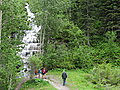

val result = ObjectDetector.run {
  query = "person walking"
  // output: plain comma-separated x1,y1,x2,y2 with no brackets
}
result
62,69,67,86
34,69,38,78
38,69,42,79
41,68,47,79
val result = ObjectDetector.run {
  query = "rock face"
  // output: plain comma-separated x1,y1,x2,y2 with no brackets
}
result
17,3,41,77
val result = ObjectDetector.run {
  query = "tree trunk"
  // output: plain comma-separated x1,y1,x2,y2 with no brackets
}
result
42,28,45,55
0,0,2,44
8,74,12,90
39,28,42,54
86,29,90,46
86,0,90,46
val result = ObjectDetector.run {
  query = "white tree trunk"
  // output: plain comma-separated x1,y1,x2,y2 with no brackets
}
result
42,28,45,55
39,29,42,54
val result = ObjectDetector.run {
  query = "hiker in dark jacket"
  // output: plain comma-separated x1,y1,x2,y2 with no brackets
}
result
62,69,67,86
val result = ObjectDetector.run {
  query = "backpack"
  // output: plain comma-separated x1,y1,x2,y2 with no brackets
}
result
35,70,38,74
38,69,40,73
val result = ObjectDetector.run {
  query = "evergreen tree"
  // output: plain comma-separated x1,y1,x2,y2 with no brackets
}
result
27,0,120,70
97,0,120,41
0,0,2,44
71,0,98,46
0,0,28,89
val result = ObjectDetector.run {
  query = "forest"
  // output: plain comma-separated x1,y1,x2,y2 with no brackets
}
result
0,0,120,90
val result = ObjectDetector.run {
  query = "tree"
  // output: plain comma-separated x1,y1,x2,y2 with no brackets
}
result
0,0,2,44
0,0,29,89
97,0,120,41
27,0,120,70
71,0,98,46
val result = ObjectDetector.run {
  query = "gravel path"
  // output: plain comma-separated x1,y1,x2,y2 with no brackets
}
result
45,75,69,90
15,77,30,90
15,75,69,90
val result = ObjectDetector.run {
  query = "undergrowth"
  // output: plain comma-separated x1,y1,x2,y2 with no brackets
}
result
86,63,120,89
20,78,56,90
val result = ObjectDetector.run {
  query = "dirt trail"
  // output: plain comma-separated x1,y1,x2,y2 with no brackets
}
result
45,75,69,90
15,75,69,90
15,77,30,90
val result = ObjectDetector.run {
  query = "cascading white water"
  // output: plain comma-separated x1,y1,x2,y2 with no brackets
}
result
17,3,41,77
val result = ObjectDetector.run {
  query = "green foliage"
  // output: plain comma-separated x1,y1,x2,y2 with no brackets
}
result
71,0,98,46
58,19,85,47
1,0,120,89
25,78,48,86
27,0,120,71
48,69,101,90
87,63,120,87
20,79,56,90
0,0,29,89
28,55,43,70
42,43,75,69
72,46,95,69
97,0,120,32
94,31,120,65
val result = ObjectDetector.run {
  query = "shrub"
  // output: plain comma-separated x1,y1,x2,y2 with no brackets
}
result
87,63,120,87
22,78,48,87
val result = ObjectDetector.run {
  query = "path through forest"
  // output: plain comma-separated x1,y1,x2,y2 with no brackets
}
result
15,75,69,90
45,75,69,90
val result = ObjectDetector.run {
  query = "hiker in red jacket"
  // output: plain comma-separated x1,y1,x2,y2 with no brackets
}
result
41,68,47,79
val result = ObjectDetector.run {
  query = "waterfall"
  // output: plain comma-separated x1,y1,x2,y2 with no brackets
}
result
17,3,41,77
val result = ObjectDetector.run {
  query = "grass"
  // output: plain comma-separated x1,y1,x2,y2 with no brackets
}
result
20,78,57,90
20,68,120,90
47,69,104,90
48,68,120,90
